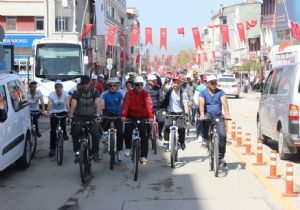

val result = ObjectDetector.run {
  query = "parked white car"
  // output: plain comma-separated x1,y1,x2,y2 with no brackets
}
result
217,77,240,98
0,73,31,171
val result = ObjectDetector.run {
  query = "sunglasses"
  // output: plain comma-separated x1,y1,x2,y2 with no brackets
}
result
55,85,63,88
209,81,217,85
109,84,116,87
135,83,143,87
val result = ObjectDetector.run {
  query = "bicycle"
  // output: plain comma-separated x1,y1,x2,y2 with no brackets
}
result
150,115,159,155
101,116,120,170
125,118,149,181
205,116,231,177
72,120,94,184
30,111,41,158
163,113,185,168
51,114,67,166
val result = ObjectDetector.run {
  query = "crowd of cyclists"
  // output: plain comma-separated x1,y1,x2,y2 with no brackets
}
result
26,69,230,167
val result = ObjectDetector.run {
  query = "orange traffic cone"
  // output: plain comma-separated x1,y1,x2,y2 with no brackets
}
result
231,122,236,141
242,133,254,155
266,150,280,179
282,163,297,197
253,140,266,165
235,126,243,147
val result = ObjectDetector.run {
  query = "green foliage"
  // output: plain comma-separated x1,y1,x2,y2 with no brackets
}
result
242,59,260,72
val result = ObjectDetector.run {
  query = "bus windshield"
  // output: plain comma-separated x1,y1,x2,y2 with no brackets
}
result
35,43,82,81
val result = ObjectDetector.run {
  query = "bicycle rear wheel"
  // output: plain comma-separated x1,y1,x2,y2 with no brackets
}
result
132,140,139,181
213,134,220,177
109,132,115,170
208,139,214,171
79,141,88,183
170,131,176,168
56,134,64,165
151,123,158,154
87,136,92,175
31,129,37,158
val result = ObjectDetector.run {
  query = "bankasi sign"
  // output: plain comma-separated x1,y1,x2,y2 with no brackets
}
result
3,34,45,48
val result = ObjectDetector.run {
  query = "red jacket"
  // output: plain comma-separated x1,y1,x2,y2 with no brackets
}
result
95,83,104,94
122,89,154,120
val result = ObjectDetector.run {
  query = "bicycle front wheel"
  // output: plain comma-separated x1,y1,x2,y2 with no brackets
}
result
109,132,115,170
79,141,88,183
132,140,139,181
208,138,214,171
31,129,37,158
213,134,220,177
152,123,158,154
170,131,176,168
56,134,64,165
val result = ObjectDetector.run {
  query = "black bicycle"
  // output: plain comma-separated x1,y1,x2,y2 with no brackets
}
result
30,111,41,158
73,121,94,184
101,116,119,170
205,117,231,177
125,118,149,181
51,114,67,165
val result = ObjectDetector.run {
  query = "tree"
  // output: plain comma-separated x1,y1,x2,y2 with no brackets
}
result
242,59,260,73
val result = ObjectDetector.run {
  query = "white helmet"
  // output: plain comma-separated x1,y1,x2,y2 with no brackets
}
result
147,74,157,81
185,73,192,79
207,75,217,82
134,76,144,84
107,77,119,84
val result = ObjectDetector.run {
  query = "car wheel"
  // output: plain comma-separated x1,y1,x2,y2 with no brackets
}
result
16,134,31,168
278,128,290,160
235,95,239,99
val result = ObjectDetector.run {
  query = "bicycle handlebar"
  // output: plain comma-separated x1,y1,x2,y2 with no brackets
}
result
50,114,68,119
125,118,150,125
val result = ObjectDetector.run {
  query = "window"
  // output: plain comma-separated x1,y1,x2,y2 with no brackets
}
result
0,85,8,113
55,17,69,31
269,69,283,94
278,67,295,95
54,0,74,32
6,16,16,31
263,71,273,95
35,17,44,31
111,7,115,19
7,80,27,112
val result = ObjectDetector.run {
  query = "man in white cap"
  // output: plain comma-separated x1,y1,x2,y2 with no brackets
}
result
91,74,104,94
199,74,230,167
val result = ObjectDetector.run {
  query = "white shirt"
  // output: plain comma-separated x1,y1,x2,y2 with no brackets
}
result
168,90,183,113
27,90,42,111
49,91,68,113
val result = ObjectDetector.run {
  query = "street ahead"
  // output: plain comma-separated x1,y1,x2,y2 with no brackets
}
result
1,93,300,210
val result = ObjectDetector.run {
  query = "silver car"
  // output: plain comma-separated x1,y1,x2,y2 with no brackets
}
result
217,77,240,98
257,64,300,160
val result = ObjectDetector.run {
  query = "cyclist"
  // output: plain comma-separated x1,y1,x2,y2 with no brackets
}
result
183,74,195,125
91,74,104,95
101,77,124,162
162,75,173,95
144,74,165,140
199,75,230,166
69,75,102,162
160,75,189,150
27,80,46,137
46,80,69,157
121,76,154,165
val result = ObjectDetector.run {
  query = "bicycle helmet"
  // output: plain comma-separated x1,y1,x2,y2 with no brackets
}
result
133,76,144,84
147,74,157,81
172,75,182,81
107,77,119,84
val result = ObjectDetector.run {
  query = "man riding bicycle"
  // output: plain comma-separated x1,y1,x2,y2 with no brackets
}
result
101,77,124,162
121,76,154,165
199,75,230,166
69,75,102,162
160,75,189,150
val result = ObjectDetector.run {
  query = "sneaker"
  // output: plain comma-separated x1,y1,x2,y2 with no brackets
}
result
180,143,186,151
197,136,203,143
36,132,42,138
124,149,131,157
93,153,100,162
63,134,69,140
164,142,170,152
201,140,208,148
117,151,123,162
48,149,55,158
101,132,108,144
74,152,79,164
140,157,148,165
219,158,227,167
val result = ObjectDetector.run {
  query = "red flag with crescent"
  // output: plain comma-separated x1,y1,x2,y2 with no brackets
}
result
161,55,165,63
236,23,246,43
154,55,159,64
145,27,153,46
177,27,185,36
160,28,167,50
198,54,201,65
83,24,93,36
246,20,257,30
168,55,173,64
220,25,230,46
204,52,208,62
192,27,203,50
177,54,181,64
130,26,140,46
106,26,116,46
192,53,197,63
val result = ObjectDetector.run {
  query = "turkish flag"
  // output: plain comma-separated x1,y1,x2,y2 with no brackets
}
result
197,54,201,65
204,52,208,62
290,20,300,41
147,55,151,63
154,55,159,64
192,27,203,50
136,54,140,65
212,51,216,62
185,52,190,60
83,24,93,36
177,27,185,36
220,25,230,47
236,23,246,43
145,27,153,46
168,55,173,64
246,20,257,29
161,55,165,63
177,54,181,64
106,26,116,46
160,28,167,50
192,53,197,63
130,26,140,46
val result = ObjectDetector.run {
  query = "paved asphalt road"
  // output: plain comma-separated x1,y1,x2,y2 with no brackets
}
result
0,92,299,210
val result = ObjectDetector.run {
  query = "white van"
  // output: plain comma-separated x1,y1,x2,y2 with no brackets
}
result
257,45,300,159
0,73,31,170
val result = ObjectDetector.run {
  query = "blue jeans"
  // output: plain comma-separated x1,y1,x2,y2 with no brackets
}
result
203,113,227,159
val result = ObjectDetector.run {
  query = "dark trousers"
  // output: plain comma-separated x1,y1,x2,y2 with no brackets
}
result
50,112,67,149
71,118,100,155
102,117,123,151
31,111,40,134
124,121,148,158
163,114,185,144
203,114,227,159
